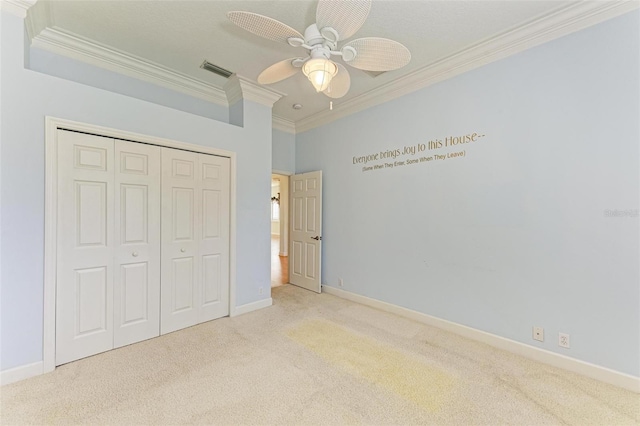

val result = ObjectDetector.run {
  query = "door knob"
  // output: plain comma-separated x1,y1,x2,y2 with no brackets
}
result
181,248,186,252
132,252,138,257
311,236,322,241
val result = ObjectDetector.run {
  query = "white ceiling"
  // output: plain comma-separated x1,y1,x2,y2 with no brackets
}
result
38,0,580,124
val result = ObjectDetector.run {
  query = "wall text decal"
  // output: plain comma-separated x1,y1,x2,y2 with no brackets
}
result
353,132,486,173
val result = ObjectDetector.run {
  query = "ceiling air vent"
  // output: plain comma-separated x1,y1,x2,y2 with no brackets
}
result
200,60,233,78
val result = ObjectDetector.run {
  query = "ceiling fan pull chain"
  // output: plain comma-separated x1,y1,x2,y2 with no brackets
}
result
330,101,333,111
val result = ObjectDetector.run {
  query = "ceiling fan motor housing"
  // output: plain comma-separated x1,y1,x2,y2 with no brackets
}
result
304,24,324,47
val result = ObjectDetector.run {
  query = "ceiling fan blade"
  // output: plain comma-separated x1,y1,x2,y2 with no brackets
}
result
343,37,411,71
227,11,303,44
316,0,371,41
323,63,350,99
258,58,300,84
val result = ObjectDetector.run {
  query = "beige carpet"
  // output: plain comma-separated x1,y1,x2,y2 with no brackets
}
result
1,285,638,425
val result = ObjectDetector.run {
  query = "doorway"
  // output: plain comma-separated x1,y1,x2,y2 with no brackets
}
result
271,173,289,287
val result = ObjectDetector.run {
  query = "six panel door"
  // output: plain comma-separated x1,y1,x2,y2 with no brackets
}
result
160,148,200,334
113,140,161,348
56,131,232,365
289,171,323,293
199,153,230,322
56,131,115,365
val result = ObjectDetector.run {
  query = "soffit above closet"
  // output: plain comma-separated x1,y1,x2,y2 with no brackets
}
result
33,1,581,126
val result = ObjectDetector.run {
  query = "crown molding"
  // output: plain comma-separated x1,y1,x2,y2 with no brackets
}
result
240,79,284,107
272,116,296,134
28,24,288,126
17,0,638,133
0,0,36,18
295,0,640,134
224,75,283,107
223,76,243,106
24,0,52,41
31,27,228,106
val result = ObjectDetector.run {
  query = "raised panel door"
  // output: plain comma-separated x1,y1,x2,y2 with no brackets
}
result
289,171,322,293
113,140,161,348
56,130,115,365
161,147,200,334
198,154,230,322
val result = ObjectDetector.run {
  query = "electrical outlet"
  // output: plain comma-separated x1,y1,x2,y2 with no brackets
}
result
533,326,544,342
338,278,344,287
259,287,263,295
559,333,570,348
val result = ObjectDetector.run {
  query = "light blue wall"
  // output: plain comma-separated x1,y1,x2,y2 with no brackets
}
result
272,129,295,173
1,11,272,371
296,11,640,376
29,47,229,123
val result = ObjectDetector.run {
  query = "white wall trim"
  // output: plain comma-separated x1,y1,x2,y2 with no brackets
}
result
43,116,239,375
236,77,284,107
295,1,640,133
272,116,296,134
27,25,289,129
322,286,640,393
0,361,43,386
23,0,52,40
231,297,273,317
19,2,638,133
224,75,283,108
0,0,37,18
31,27,228,106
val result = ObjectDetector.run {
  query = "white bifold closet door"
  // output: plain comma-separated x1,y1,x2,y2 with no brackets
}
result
56,131,116,365
113,140,161,349
56,131,161,365
56,131,230,366
160,147,230,334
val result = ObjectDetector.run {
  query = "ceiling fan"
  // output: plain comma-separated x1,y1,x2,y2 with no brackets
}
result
227,0,411,99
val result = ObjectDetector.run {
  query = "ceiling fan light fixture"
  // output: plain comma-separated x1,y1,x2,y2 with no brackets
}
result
302,58,338,92
228,1,411,100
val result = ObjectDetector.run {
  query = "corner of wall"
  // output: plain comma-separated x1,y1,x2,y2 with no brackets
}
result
224,75,283,128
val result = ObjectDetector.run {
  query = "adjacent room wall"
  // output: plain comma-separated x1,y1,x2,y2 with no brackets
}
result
271,179,280,235
1,10,273,372
296,10,639,376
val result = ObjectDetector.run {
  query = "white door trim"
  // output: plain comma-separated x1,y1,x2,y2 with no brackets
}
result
44,116,238,373
271,169,292,176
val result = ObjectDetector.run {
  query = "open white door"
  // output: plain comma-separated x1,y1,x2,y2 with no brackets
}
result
289,171,322,293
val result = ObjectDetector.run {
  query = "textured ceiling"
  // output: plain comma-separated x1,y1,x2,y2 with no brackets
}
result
46,0,576,123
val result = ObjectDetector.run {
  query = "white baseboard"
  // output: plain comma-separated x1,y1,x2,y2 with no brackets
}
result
2,298,273,386
0,361,43,386
232,297,273,317
322,285,640,393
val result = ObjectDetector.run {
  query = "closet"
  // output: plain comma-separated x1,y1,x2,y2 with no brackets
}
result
55,130,230,365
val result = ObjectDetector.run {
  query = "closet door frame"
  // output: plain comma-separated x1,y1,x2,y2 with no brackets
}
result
43,116,237,374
